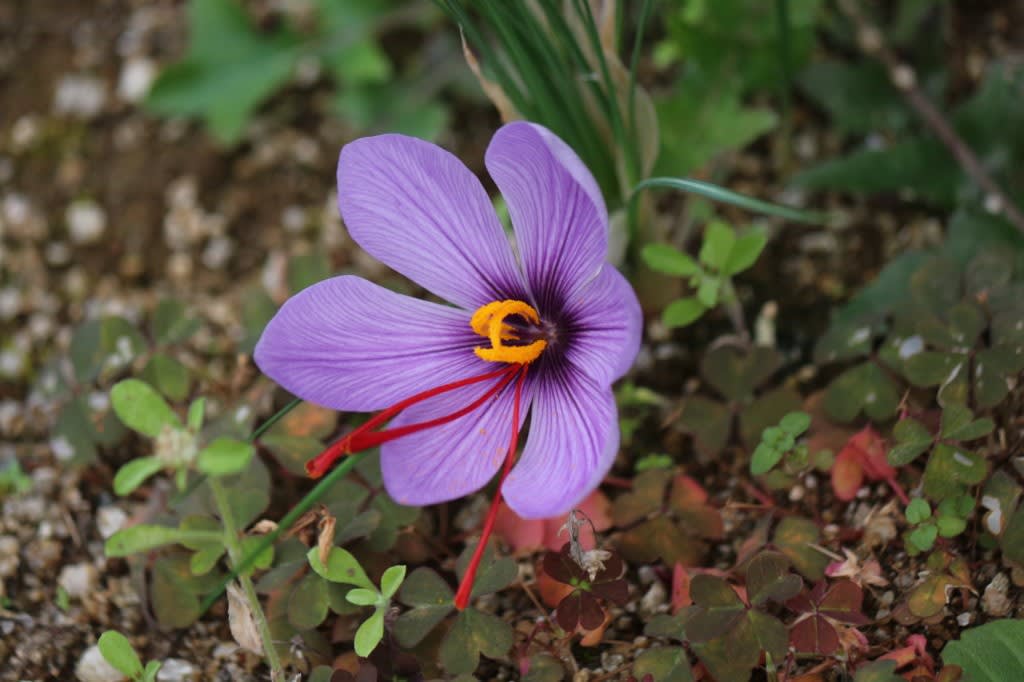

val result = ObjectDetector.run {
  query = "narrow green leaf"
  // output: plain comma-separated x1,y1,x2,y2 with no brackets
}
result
380,564,407,600
187,397,205,432
642,243,701,276
346,588,380,606
142,659,163,682
354,609,385,657
97,630,143,677
105,524,222,557
113,456,164,496
663,298,707,328
631,177,827,225
110,379,181,437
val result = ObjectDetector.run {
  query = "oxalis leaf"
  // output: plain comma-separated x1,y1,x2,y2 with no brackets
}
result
394,567,454,648
439,607,515,675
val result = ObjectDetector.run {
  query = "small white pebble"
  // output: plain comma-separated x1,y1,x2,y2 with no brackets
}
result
640,580,666,613
58,562,99,599
45,241,73,266
156,658,197,682
117,57,156,103
66,199,107,244
957,612,974,627
50,435,76,462
789,485,805,502
96,506,128,539
0,287,21,320
75,644,127,682
55,75,108,119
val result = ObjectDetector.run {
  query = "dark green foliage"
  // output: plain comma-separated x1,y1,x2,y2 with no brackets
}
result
942,620,1024,681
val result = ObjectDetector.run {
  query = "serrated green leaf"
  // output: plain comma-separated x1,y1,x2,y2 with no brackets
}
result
97,631,143,678
113,456,164,496
196,438,254,476
110,379,181,437
642,244,701,277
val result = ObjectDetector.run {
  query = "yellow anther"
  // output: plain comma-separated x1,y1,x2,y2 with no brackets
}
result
470,300,547,364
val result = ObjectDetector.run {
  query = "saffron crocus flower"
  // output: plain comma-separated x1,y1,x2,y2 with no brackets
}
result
254,121,641,608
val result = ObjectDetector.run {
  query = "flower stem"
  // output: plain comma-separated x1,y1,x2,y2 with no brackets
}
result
208,477,284,680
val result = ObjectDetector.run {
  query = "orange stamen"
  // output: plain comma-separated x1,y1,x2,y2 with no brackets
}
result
454,364,528,610
305,364,518,478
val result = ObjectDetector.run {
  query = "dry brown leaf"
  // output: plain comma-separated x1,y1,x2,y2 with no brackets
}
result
227,582,263,656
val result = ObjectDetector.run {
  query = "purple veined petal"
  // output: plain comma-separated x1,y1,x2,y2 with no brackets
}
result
254,275,487,412
485,122,609,310
337,134,527,310
564,263,642,385
503,368,618,519
380,375,535,507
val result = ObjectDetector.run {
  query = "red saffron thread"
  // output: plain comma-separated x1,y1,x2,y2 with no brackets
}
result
305,364,518,478
453,364,528,610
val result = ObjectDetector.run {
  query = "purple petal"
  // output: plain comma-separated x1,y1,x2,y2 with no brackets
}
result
503,369,618,519
337,134,527,310
254,276,484,412
380,378,534,507
564,263,642,385
485,122,609,309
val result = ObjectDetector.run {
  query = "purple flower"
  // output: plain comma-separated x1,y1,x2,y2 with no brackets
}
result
255,122,640,523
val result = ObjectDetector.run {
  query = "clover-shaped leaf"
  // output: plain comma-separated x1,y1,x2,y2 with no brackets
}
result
393,567,454,648
701,344,782,402
633,646,694,682
543,544,628,632
773,517,829,581
923,444,987,500
823,362,901,422
438,607,515,675
889,418,933,466
745,551,802,606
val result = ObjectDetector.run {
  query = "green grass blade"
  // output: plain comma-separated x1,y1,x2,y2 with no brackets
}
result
631,176,828,225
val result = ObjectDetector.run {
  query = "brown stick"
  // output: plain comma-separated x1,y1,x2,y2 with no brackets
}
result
837,0,1024,235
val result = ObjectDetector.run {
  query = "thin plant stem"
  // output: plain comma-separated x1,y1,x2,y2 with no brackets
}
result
208,476,284,680
721,279,750,342
774,0,794,168
627,0,654,153
199,450,370,614
837,0,1024,235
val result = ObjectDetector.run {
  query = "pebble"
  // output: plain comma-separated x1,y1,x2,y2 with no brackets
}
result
75,645,127,682
117,57,156,102
66,199,107,244
55,75,107,119
640,580,667,613
981,573,1012,617
0,535,20,578
156,659,197,682
58,562,99,599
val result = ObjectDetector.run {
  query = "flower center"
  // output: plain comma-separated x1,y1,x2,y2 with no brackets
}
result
470,300,548,364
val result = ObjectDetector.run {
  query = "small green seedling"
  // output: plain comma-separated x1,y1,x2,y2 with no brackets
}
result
309,545,405,657
97,630,162,682
904,495,974,554
110,378,253,493
642,221,767,329
0,458,31,497
751,412,811,475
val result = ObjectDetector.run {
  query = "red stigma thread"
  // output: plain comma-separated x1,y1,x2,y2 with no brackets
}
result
453,364,528,610
305,364,519,478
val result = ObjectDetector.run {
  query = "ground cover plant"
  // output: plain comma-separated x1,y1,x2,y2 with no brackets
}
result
1,0,1023,680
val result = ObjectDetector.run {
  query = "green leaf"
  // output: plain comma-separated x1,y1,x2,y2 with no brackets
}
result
853,660,904,682
722,227,767,276
822,362,900,422
942,619,1024,681
152,298,200,345
380,564,406,599
187,397,205,432
144,0,303,144
936,516,967,538
905,498,932,524
142,353,191,403
97,630,143,678
663,298,707,328
110,379,181,437
779,412,811,435
909,524,938,552
923,444,988,500
941,404,994,441
699,222,736,271
394,567,455,648
799,60,910,134
751,443,783,476
642,244,701,277
633,646,694,682
142,660,162,682
113,456,164,496
678,396,731,459
354,609,386,658
889,417,933,466
695,276,721,307
701,345,782,402
105,524,222,558
439,608,515,675
773,517,828,581
307,546,373,589
346,588,380,607
287,573,329,631
196,438,254,476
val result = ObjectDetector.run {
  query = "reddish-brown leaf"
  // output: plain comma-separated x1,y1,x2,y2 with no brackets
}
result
790,615,839,655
